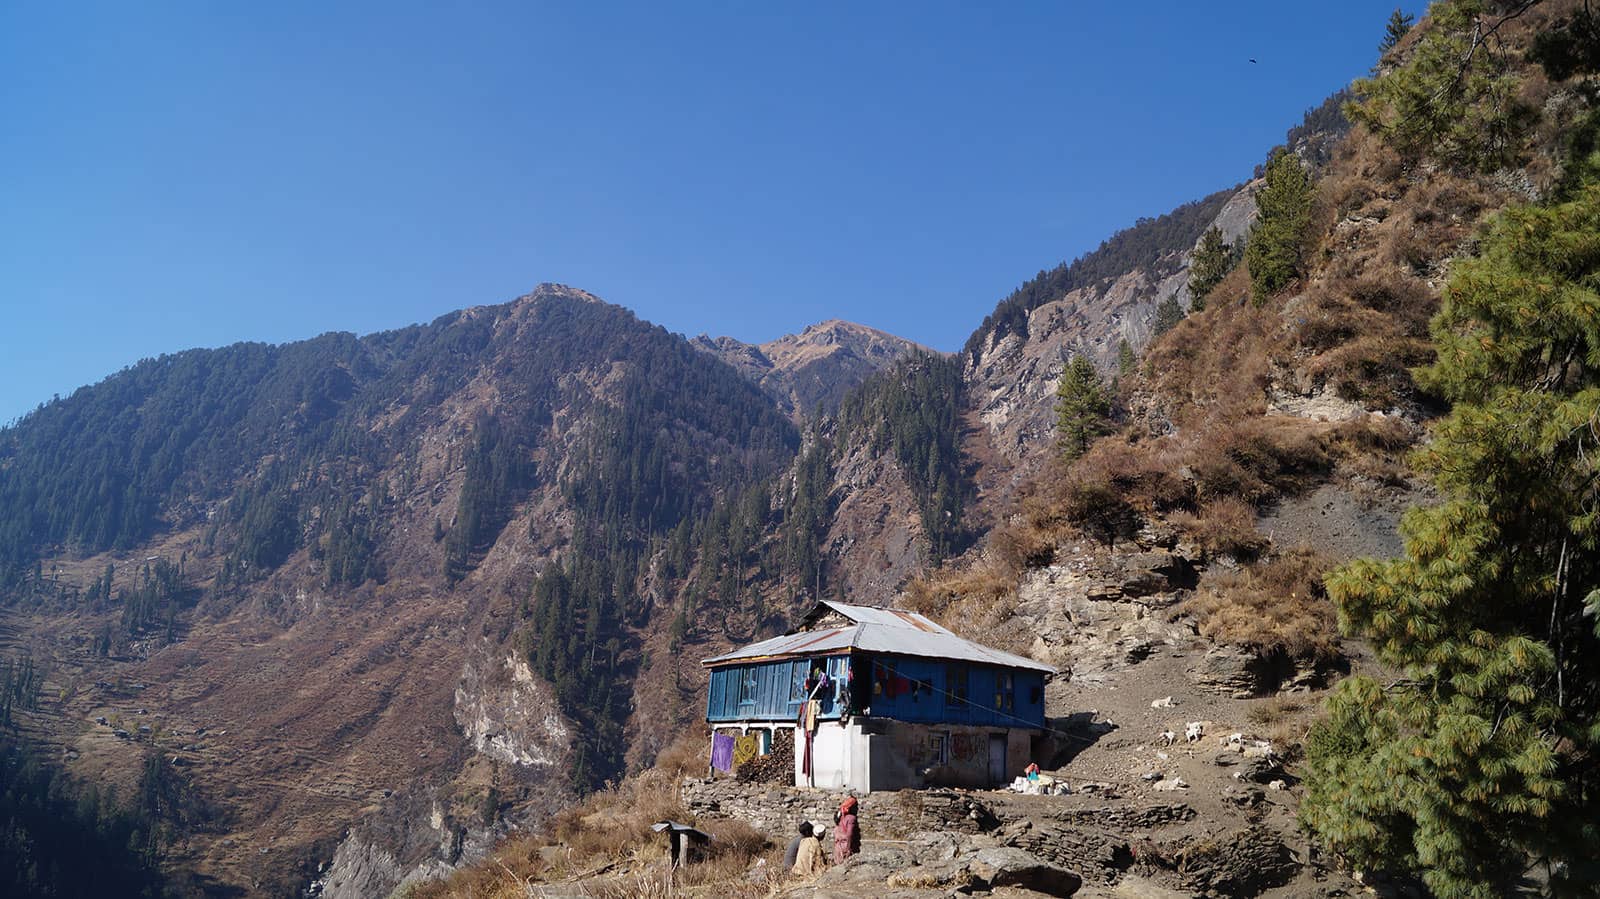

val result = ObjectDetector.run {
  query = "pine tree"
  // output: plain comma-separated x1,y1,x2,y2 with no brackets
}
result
1116,339,1136,379
1246,149,1314,305
1378,7,1415,54
1348,0,1534,172
1151,293,1185,337
1054,355,1110,462
1301,183,1600,897
1187,225,1233,311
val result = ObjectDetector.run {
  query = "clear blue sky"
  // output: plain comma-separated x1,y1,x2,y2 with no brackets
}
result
0,1,1423,425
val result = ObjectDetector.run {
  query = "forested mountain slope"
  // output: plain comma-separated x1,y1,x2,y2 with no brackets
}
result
425,1,1600,896
0,285,818,894
12,3,1597,897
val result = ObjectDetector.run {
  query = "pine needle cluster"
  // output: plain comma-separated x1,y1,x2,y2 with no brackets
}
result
1301,180,1600,898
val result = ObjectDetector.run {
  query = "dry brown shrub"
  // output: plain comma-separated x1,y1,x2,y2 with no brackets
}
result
1064,437,1193,515
1144,265,1274,422
1246,695,1318,760
1183,546,1338,661
908,559,1014,615
697,818,770,859
1187,417,1336,505
1246,694,1307,728
987,517,1058,575
1058,469,1139,548
1343,123,1406,187
652,730,710,780
1307,334,1433,406
1330,414,1415,454
1170,498,1270,560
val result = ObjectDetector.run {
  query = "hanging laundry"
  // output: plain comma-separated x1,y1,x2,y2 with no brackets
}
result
710,733,735,773
733,734,759,767
805,699,819,733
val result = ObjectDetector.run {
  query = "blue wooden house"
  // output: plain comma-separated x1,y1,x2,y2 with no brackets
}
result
702,601,1054,791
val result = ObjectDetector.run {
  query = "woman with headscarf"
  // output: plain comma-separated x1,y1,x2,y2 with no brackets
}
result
832,795,860,864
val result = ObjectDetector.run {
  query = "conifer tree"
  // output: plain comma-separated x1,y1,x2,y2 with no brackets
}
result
1054,354,1110,462
1301,183,1600,897
1246,149,1314,304
1151,293,1185,336
1378,7,1414,54
1187,225,1233,311
1349,0,1533,172
1116,339,1136,379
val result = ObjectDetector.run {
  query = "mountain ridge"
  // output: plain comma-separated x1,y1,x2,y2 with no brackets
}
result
691,318,933,417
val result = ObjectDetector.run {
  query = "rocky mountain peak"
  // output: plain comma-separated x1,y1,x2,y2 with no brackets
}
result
694,319,931,418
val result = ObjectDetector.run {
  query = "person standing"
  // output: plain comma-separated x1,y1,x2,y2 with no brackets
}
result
832,796,860,864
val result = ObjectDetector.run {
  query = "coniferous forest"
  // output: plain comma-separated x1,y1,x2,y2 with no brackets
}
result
5,4,1600,896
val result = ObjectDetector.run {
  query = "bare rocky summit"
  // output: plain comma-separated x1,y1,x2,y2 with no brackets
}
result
693,319,933,417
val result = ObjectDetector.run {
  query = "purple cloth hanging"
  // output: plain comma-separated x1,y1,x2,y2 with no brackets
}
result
710,733,735,772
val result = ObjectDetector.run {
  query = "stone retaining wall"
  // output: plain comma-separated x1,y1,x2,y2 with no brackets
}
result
1008,823,1133,886
681,779,997,839
1045,802,1194,832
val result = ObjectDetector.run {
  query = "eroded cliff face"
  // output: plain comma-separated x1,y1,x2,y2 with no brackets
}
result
963,183,1260,487
454,651,573,769
821,441,929,602
316,649,576,899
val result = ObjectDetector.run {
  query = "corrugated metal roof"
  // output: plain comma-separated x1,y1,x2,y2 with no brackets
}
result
701,627,854,665
701,601,1054,674
807,600,957,635
851,626,1053,673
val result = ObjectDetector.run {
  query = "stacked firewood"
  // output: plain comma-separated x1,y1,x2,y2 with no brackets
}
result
736,728,796,784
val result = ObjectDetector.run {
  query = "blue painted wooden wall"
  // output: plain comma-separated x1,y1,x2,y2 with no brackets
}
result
706,652,1044,728
862,655,1045,729
706,655,847,722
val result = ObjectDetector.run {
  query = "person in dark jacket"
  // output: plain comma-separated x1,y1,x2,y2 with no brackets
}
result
783,820,814,870
832,796,860,863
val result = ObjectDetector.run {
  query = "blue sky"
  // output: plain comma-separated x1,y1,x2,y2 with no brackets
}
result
0,1,1422,424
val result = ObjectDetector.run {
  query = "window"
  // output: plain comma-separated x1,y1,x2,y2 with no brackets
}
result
995,671,1014,715
789,661,809,706
945,664,970,707
738,667,758,706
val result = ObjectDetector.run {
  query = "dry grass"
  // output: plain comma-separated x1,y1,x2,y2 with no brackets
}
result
1169,498,1270,560
1246,694,1320,761
406,731,776,899
1183,547,1338,662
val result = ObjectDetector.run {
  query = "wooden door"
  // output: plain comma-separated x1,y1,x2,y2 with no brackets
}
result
987,733,1007,785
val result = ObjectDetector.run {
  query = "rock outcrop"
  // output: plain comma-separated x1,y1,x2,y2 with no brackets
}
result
962,182,1260,488
693,320,930,418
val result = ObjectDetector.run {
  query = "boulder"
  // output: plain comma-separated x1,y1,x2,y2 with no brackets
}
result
1239,756,1287,784
1189,645,1267,697
885,859,975,890
816,847,917,885
906,830,961,862
968,847,1082,896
